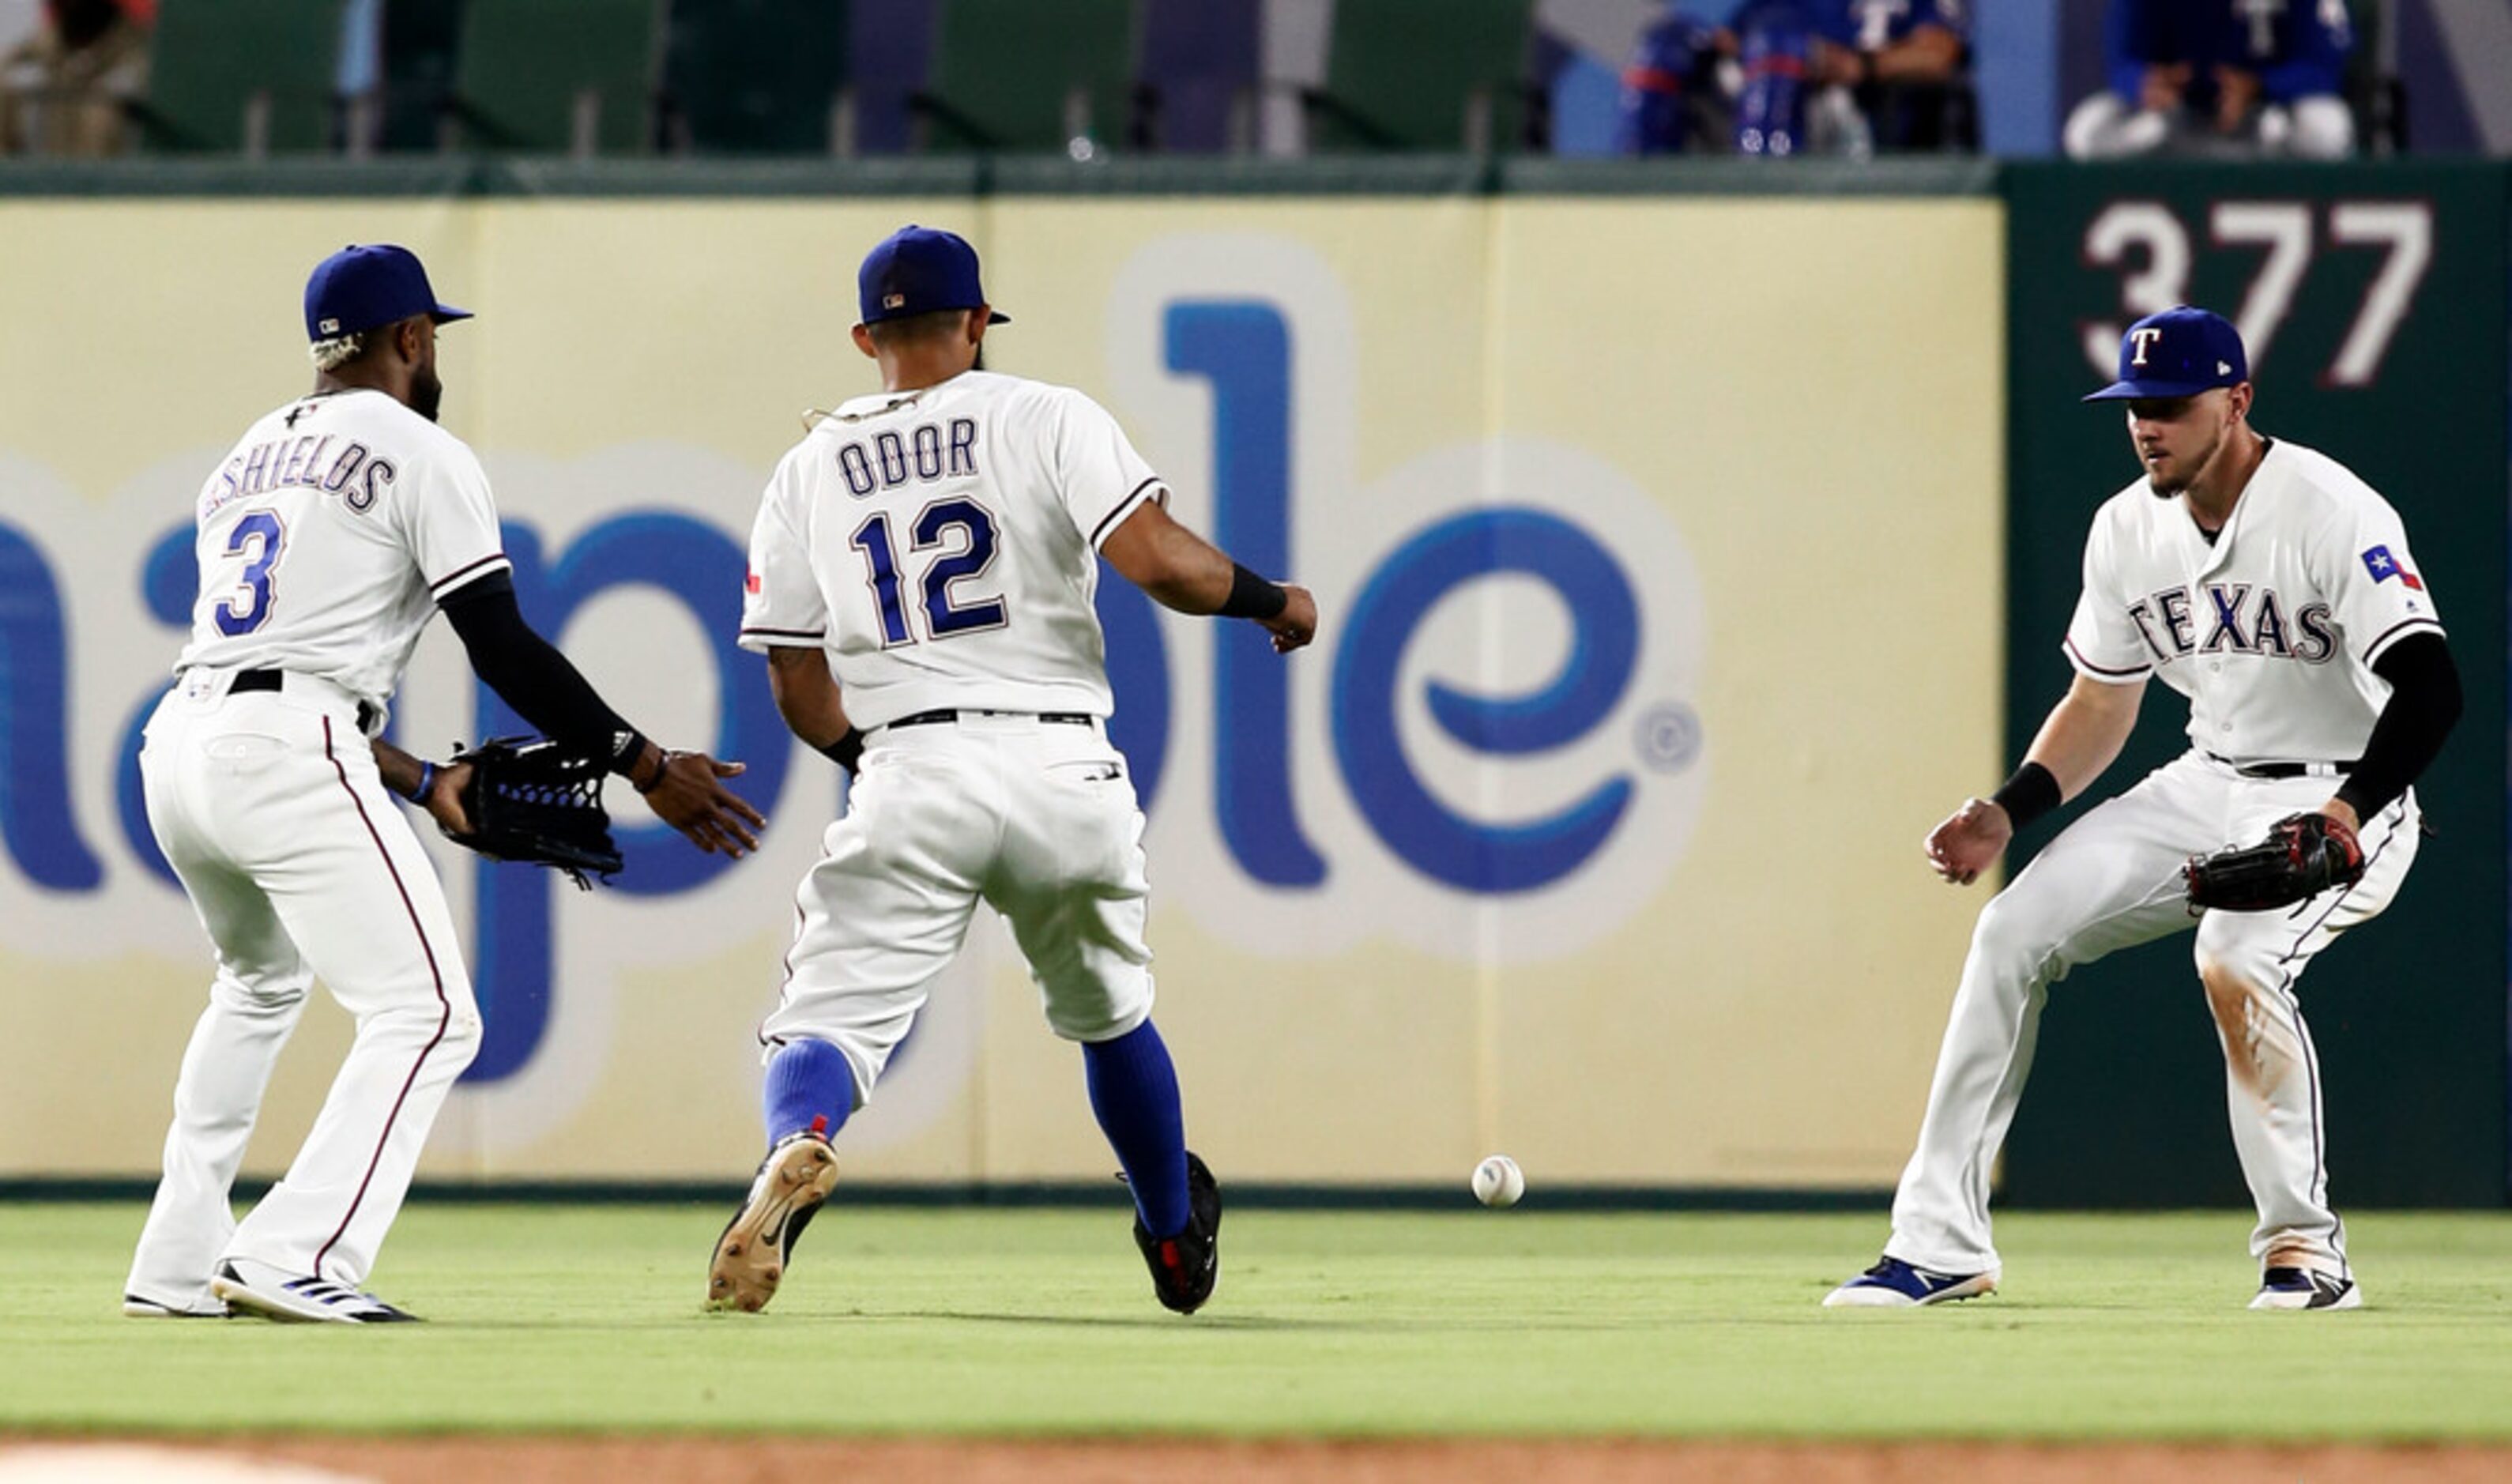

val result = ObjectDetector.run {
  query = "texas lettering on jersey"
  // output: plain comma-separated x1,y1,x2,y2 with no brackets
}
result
2124,582,2337,665
2064,439,2442,763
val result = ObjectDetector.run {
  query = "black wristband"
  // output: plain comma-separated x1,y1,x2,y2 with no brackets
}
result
1990,761,2062,831
818,726,866,775
1218,563,1289,621
609,728,650,778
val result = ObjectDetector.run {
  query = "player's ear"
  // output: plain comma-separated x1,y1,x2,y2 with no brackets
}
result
2228,382,2254,424
393,315,427,367
851,323,877,360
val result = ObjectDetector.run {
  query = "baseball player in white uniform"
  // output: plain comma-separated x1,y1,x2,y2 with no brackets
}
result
124,244,764,1324
706,225,1316,1316
1829,306,2461,1312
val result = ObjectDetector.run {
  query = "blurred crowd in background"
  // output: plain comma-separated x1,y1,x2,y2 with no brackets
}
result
0,0,2499,162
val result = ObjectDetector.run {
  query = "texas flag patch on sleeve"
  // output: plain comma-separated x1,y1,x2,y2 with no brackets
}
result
2361,545,2423,590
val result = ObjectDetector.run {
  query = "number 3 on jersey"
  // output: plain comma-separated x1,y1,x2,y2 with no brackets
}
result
850,498,1007,646
213,510,287,636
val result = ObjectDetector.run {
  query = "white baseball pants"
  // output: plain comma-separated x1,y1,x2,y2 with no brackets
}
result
761,711,1154,1100
1886,751,2418,1279
126,669,480,1308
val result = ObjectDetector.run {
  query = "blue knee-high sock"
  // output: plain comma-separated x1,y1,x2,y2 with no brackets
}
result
763,1038,857,1145
1083,1020,1189,1238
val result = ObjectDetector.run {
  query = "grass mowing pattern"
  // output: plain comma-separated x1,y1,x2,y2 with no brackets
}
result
6,1203,2509,1439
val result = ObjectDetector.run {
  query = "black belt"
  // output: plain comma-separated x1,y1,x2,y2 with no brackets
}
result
884,708,1095,731
232,669,380,734
2205,750,2356,780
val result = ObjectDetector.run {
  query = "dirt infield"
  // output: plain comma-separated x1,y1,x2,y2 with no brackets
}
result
9,1440,2512,1483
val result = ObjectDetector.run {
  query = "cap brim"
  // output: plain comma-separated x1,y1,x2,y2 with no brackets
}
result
987,310,1010,324
431,303,474,325
2081,378,2213,403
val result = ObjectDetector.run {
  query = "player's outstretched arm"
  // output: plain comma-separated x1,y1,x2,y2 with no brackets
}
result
1099,499,1316,653
1926,673,2145,886
436,573,766,856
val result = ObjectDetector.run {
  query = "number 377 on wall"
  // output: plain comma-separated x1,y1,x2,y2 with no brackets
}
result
2079,199,2434,389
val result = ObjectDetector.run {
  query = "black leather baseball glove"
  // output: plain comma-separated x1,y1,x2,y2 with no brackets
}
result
443,736,623,891
2184,812,2364,913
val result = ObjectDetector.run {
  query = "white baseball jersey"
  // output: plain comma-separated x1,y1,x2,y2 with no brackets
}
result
737,370,1164,729
175,388,511,710
2062,438,2442,764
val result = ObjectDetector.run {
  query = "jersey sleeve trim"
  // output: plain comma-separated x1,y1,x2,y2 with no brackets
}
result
2062,635,2152,681
739,624,827,641
2360,615,2446,668
1088,477,1166,551
428,552,513,600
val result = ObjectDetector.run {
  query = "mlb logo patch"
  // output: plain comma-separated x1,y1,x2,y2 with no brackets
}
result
883,292,906,310
2361,544,2423,590
318,317,340,334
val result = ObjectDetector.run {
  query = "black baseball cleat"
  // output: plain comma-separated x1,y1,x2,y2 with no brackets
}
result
1133,1151,1222,1315
706,1120,840,1313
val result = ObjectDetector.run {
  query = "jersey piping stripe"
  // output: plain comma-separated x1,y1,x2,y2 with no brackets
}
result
313,714,454,1277
2062,635,2151,679
740,626,827,641
427,553,510,595
1089,477,1166,550
2358,615,2445,667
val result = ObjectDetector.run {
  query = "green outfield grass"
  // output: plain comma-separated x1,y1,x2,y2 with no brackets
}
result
4,1203,2509,1440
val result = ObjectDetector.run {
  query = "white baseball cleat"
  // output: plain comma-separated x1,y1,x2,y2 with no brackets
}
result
212,1257,419,1324
121,1291,229,1319
1823,1256,1999,1308
2250,1266,2361,1310
706,1126,841,1313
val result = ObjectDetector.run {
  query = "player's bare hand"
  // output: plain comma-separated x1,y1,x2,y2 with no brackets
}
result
1923,797,2013,886
424,761,475,838
642,751,766,857
1261,586,1317,653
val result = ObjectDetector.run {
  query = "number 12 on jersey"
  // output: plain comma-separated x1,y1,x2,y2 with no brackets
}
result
849,498,1007,646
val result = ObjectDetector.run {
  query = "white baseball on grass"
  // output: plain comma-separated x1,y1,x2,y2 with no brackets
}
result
1471,1154,1524,1207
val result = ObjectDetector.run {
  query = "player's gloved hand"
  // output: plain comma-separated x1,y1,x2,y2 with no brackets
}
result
2185,810,2364,913
1923,797,2014,887
1260,585,1318,654
635,746,766,857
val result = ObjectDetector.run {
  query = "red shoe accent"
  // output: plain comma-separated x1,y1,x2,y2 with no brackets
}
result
810,1115,829,1136
1160,1240,1180,1269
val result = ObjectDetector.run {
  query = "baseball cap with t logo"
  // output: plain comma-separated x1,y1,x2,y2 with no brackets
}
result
2082,305,2248,401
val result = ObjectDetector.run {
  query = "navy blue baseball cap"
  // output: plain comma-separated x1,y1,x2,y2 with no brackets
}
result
303,244,472,343
2083,306,2248,401
857,224,1009,327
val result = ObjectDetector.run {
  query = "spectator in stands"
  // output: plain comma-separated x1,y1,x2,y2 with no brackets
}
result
1615,0,1971,158
2065,0,2355,160
0,0,151,156
1614,5,1724,155
1806,0,1975,153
